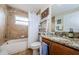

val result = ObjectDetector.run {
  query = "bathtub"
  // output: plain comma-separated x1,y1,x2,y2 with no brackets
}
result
1,38,28,55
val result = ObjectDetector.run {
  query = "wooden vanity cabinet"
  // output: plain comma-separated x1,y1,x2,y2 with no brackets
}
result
42,37,50,45
42,37,79,55
50,42,79,55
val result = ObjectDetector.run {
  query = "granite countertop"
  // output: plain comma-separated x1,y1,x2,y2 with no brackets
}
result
41,35,79,50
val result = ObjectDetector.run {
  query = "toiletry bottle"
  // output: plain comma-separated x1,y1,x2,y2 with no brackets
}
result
68,28,74,38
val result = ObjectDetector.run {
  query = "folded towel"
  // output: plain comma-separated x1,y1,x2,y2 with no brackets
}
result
42,42,48,55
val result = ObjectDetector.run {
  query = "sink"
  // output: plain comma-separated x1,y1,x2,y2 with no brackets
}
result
50,37,63,40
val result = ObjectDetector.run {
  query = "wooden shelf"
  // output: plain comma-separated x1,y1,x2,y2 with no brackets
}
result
40,16,49,24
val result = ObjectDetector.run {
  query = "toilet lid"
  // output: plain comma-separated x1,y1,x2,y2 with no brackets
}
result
31,42,41,48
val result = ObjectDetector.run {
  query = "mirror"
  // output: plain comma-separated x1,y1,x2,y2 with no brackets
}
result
51,4,79,32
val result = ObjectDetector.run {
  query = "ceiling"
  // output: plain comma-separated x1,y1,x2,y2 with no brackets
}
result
52,4,79,16
8,4,79,16
8,4,50,13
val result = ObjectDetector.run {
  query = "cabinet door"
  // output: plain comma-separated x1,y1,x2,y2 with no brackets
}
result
50,42,79,55
49,42,53,55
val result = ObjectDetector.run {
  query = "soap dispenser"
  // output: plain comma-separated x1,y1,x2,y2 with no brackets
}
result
68,28,74,38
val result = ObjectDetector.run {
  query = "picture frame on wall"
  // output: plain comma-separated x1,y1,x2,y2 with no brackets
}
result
56,17,63,31
56,25,62,31
41,8,49,19
57,19,62,24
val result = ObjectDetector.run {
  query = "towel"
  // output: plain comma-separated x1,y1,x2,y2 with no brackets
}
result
42,42,48,55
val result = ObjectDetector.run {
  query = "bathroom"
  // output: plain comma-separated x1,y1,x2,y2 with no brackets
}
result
1,0,79,59
0,4,50,55
1,4,79,55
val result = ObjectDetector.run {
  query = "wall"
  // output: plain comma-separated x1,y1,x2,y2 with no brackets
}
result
0,5,28,45
0,5,7,45
52,7,79,38
63,11,79,32
51,16,55,32
55,10,79,32
5,6,28,40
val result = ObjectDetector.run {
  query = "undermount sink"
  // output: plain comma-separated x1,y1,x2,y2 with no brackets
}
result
51,37,63,40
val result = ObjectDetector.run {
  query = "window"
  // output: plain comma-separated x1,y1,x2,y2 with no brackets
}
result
15,15,28,26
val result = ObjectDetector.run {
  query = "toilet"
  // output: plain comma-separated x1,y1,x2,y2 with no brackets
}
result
30,42,41,55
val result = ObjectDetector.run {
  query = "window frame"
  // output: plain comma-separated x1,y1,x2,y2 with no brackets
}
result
15,15,28,26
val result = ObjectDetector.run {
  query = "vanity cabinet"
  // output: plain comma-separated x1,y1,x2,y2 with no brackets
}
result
50,42,79,55
42,37,79,55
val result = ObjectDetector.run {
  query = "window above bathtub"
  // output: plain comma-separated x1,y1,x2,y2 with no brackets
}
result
15,15,28,26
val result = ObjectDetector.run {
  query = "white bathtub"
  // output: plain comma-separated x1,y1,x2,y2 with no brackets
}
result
1,38,28,55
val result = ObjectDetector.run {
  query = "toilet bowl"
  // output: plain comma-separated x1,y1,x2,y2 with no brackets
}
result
31,42,41,55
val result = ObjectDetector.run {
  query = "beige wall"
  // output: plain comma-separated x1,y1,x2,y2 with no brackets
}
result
5,6,28,40
0,5,7,44
51,16,55,32
0,5,28,45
